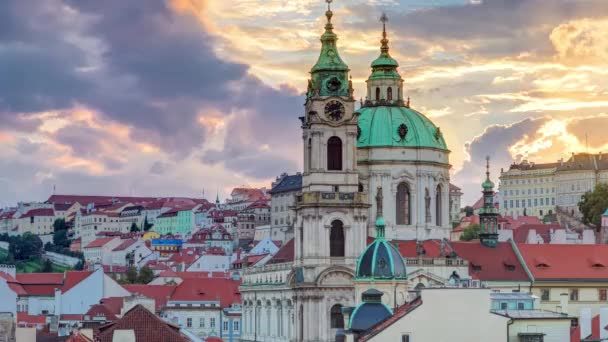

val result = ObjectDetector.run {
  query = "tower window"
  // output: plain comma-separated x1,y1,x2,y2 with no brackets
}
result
327,136,343,171
330,220,345,257
396,182,411,225
436,184,442,226
375,87,380,101
307,137,312,171
330,304,344,329
387,87,393,101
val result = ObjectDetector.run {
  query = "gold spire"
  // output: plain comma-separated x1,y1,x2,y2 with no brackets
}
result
380,12,389,54
325,0,334,30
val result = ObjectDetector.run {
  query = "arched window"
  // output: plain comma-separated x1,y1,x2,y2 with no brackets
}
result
396,183,411,225
358,183,364,192
387,87,393,101
375,87,380,101
330,304,344,329
327,137,343,171
330,220,345,257
436,185,442,226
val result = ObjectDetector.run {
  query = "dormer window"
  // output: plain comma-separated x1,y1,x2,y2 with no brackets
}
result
471,264,482,272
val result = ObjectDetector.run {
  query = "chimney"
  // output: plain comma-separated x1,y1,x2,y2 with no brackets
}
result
559,293,568,314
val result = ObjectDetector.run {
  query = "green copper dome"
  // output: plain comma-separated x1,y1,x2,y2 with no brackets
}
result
355,217,407,280
357,106,448,150
310,10,348,73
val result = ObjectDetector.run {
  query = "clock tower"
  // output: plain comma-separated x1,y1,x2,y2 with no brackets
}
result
292,2,369,341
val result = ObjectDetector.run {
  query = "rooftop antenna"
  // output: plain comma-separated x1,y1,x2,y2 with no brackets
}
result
586,133,589,153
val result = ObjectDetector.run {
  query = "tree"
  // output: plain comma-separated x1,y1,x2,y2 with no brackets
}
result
53,229,69,248
130,222,140,232
41,259,53,272
10,233,43,260
126,266,138,283
53,218,67,232
137,266,154,284
464,206,474,217
579,183,608,228
460,223,481,241
143,217,153,232
74,260,84,271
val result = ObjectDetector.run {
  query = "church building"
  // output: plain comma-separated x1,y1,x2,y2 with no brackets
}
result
240,3,451,341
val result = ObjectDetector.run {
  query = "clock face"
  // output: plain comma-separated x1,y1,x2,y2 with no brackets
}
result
324,100,345,121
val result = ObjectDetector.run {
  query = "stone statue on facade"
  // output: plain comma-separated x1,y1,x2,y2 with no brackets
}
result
376,186,383,218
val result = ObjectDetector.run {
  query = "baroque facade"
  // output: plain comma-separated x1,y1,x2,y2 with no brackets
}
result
500,153,608,219
241,6,451,342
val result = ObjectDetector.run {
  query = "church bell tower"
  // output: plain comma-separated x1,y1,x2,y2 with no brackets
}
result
292,2,370,341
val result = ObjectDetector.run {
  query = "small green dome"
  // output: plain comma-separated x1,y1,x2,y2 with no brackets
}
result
357,106,448,150
603,209,608,217
371,54,399,68
356,239,407,280
482,178,495,190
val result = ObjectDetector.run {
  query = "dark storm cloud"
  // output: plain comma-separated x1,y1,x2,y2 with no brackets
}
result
0,0,303,179
453,116,549,205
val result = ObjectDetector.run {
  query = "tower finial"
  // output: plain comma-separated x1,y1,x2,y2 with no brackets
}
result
325,0,334,24
486,155,491,180
379,13,389,53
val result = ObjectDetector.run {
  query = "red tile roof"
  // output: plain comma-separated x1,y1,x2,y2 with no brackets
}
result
16,273,63,284
206,338,224,342
65,332,93,342
393,239,451,258
246,254,268,266
157,269,179,278
267,239,294,264
169,278,241,308
518,244,608,280
99,297,124,316
451,241,530,281
0,210,17,219
61,271,94,293
46,195,158,206
60,314,84,321
95,304,188,342
112,239,138,251
358,297,423,342
84,237,117,249
21,208,55,218
502,216,543,230
85,304,118,322
17,312,47,325
513,224,561,243
0,272,27,295
123,285,177,312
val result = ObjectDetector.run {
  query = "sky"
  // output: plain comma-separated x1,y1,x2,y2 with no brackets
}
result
1,0,608,207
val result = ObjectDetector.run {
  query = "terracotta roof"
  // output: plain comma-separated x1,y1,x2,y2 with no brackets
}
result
17,312,47,325
513,224,561,243
205,338,224,342
16,273,63,285
501,216,543,230
84,237,117,249
245,199,270,210
394,239,451,258
0,209,17,219
60,314,84,321
112,239,138,251
518,244,608,280
65,332,93,342
449,183,462,193
267,239,294,264
85,304,118,322
21,208,55,218
246,254,268,266
61,271,94,293
157,269,179,278
123,285,176,312
169,278,241,308
95,304,187,342
451,241,530,281
358,297,423,342
0,272,27,295
99,297,124,316
508,161,560,171
46,195,158,206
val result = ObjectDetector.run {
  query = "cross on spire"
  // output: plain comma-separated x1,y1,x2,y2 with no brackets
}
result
326,0,333,11
380,12,388,36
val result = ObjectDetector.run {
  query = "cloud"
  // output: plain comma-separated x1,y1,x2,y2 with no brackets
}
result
453,117,550,205
550,18,608,64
